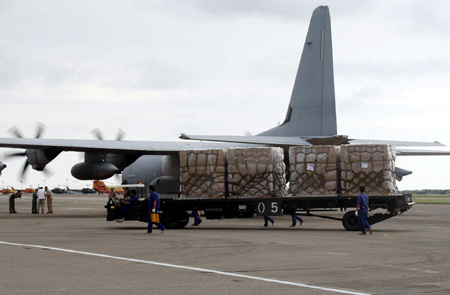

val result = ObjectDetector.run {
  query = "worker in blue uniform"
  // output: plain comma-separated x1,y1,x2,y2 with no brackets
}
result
117,189,138,222
356,186,372,235
263,216,275,227
148,185,165,234
290,214,303,227
191,210,202,226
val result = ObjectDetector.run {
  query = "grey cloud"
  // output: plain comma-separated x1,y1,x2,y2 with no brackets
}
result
0,49,93,89
140,0,371,21
103,59,197,91
336,59,450,79
385,0,450,34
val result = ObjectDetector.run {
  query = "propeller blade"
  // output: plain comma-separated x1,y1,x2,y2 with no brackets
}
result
116,129,125,141
35,122,45,138
91,128,103,140
20,159,30,178
4,152,27,159
43,168,55,178
8,126,24,138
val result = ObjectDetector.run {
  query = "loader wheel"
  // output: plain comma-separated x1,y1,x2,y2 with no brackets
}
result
342,211,360,231
161,210,189,229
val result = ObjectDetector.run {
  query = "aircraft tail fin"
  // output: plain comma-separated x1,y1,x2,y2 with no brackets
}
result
258,5,337,137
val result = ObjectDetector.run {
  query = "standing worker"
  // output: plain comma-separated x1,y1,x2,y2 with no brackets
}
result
31,189,38,214
109,188,117,199
45,186,53,214
36,187,46,214
147,185,165,234
9,191,22,213
263,216,275,227
191,210,202,226
290,214,303,227
356,186,372,235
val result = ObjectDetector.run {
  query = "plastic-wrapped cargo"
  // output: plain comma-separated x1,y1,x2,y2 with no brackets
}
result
288,145,340,196
227,147,287,198
179,149,227,199
340,144,399,196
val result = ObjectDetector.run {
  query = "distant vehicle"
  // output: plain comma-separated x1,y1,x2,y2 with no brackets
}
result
11,187,35,194
93,180,124,194
81,188,97,194
51,187,67,194
1,187,14,194
65,187,96,194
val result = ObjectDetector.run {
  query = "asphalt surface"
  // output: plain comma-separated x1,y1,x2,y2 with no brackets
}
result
0,194,449,295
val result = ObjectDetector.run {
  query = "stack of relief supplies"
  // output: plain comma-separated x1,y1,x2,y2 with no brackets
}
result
288,145,340,196
340,144,399,195
179,149,227,199
227,147,287,198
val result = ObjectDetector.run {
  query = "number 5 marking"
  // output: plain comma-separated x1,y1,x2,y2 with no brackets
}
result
271,202,278,213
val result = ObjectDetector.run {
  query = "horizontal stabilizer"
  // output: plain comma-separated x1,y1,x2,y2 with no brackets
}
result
396,149,450,156
348,139,445,147
179,134,311,147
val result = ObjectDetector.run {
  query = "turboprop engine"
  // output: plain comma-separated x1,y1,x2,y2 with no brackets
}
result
5,124,60,177
71,161,120,180
70,129,140,181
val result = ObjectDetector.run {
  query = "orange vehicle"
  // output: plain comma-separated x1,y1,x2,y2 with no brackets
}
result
11,187,35,194
1,188,14,194
93,180,124,194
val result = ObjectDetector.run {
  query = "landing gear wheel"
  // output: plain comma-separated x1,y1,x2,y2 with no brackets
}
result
342,211,360,231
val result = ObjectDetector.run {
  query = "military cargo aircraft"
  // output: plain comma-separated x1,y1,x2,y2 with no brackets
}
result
0,6,448,197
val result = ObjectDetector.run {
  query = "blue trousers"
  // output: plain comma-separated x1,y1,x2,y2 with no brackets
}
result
358,208,371,235
121,206,130,218
291,214,303,225
147,209,165,233
263,216,274,226
192,210,202,225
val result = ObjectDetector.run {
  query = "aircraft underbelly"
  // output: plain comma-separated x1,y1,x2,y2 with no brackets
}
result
122,155,181,196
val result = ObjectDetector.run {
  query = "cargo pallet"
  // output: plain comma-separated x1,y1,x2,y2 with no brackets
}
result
106,194,414,231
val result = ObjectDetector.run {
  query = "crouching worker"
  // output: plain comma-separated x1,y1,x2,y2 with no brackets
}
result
117,189,138,222
147,185,165,234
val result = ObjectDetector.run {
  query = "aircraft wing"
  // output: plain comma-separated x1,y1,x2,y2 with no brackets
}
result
179,134,312,147
0,137,253,155
348,139,445,147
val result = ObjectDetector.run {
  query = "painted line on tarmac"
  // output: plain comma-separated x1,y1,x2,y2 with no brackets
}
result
0,240,370,295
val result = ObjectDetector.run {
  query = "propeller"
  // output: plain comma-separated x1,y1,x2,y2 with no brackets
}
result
116,129,125,141
89,128,125,182
91,128,104,140
4,123,53,180
91,128,125,141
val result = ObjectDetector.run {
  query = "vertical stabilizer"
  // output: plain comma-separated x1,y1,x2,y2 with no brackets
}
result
258,6,337,137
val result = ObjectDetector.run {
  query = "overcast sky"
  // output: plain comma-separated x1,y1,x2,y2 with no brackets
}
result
1,0,449,190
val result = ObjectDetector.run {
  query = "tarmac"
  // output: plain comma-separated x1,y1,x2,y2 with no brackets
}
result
0,194,449,295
